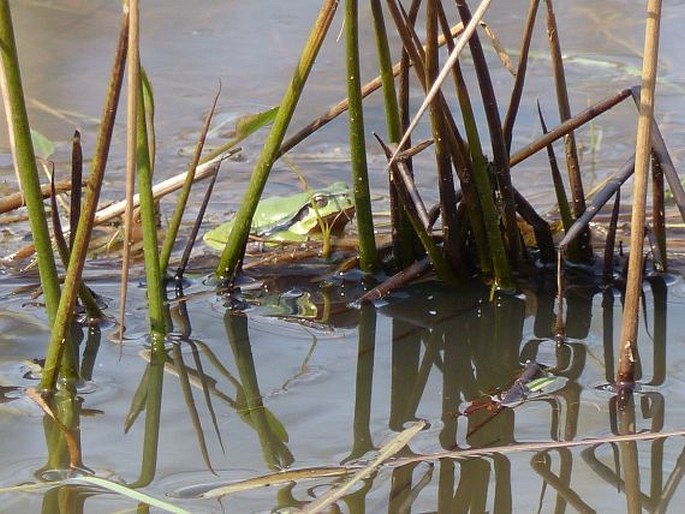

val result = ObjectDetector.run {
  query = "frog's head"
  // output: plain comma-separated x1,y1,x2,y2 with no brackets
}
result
285,182,355,237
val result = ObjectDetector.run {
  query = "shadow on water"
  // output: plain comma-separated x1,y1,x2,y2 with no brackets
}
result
7,271,685,512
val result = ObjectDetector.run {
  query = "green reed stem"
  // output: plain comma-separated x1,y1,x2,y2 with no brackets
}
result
215,0,340,281
453,64,512,288
456,0,521,267
0,0,60,324
370,0,400,142
40,13,129,392
370,0,418,268
345,0,379,272
136,76,167,347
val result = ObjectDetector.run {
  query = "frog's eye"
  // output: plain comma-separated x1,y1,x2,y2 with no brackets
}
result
312,196,329,209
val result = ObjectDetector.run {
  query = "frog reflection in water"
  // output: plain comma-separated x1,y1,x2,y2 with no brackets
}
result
203,182,356,251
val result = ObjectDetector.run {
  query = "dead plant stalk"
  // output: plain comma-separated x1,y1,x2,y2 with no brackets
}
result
617,0,662,386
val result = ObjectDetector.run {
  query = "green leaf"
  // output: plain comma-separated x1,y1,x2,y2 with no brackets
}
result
527,376,557,393
30,129,55,160
233,105,279,140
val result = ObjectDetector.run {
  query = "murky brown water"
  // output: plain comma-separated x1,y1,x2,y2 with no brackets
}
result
2,1,685,512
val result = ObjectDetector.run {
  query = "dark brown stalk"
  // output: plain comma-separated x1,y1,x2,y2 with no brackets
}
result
602,189,621,283
510,88,632,167
502,0,541,152
544,0,592,262
377,139,431,229
357,257,432,304
49,173,102,319
455,0,521,264
176,164,221,280
396,139,434,160
629,88,685,227
512,188,555,264
537,101,572,231
69,131,82,250
558,156,635,252
651,153,666,269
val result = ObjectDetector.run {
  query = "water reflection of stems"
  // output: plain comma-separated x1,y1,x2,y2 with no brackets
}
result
344,304,377,463
224,312,294,470
128,349,165,488
169,343,219,474
531,450,594,513
617,391,642,514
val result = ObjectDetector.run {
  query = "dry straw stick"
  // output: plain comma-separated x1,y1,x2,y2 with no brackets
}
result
119,0,140,343
301,421,426,513
617,0,662,385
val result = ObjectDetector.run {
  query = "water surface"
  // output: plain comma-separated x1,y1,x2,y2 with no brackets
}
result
2,1,685,512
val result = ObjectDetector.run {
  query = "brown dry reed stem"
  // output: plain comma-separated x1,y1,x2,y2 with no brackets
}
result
0,179,71,214
617,0,662,387
215,0,340,282
0,0,61,325
119,0,140,344
357,257,431,304
40,12,129,392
